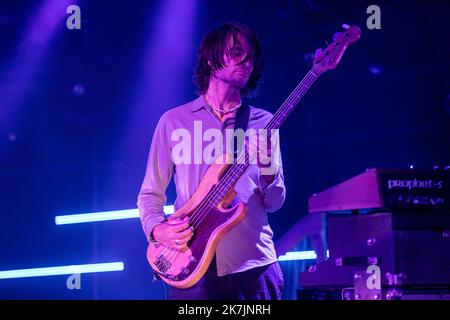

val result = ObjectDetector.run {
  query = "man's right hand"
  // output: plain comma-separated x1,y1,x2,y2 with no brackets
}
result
152,216,194,252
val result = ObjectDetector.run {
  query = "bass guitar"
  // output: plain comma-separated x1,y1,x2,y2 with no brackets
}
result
147,24,361,288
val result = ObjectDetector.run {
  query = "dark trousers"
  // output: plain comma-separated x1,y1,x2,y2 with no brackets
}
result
170,257,284,300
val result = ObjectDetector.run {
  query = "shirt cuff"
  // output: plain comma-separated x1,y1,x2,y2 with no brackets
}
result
259,168,282,191
259,169,286,213
145,216,166,243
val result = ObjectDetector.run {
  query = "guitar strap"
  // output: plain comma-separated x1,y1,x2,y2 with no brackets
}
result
233,103,250,161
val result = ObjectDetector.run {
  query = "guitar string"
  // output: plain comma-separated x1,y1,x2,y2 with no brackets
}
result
183,73,317,239
158,69,320,265
158,66,322,265
188,67,321,228
157,69,320,264
158,66,323,266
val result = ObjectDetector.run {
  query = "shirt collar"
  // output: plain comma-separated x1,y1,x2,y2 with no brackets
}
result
190,95,209,113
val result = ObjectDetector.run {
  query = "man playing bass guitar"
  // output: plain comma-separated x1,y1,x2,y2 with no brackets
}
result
137,22,286,300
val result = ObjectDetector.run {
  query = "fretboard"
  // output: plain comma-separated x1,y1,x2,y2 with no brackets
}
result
209,66,322,205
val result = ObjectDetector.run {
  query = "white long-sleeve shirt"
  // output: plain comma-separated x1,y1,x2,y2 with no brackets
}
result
137,95,286,276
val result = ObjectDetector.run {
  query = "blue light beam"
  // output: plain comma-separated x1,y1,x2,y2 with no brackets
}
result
0,262,124,280
55,206,174,225
278,250,330,261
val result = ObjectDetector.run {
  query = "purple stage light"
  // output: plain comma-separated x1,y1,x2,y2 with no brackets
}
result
135,0,199,110
114,0,198,150
0,0,76,155
102,0,199,213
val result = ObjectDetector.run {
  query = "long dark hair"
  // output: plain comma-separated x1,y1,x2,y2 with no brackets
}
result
194,22,264,97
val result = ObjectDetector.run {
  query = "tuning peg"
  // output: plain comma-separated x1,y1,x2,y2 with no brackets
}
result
333,32,342,41
314,48,323,58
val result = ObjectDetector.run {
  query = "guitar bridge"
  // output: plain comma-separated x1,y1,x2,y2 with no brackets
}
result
155,254,172,273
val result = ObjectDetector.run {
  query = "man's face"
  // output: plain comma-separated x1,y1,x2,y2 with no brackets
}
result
211,34,254,89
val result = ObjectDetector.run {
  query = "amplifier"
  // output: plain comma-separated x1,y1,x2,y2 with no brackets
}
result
300,212,450,287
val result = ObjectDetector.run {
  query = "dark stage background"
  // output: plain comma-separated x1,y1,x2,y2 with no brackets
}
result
0,0,449,299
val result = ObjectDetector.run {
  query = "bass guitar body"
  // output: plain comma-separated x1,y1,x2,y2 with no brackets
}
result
146,153,248,289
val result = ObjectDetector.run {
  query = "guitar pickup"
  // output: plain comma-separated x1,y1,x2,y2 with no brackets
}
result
155,254,172,273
